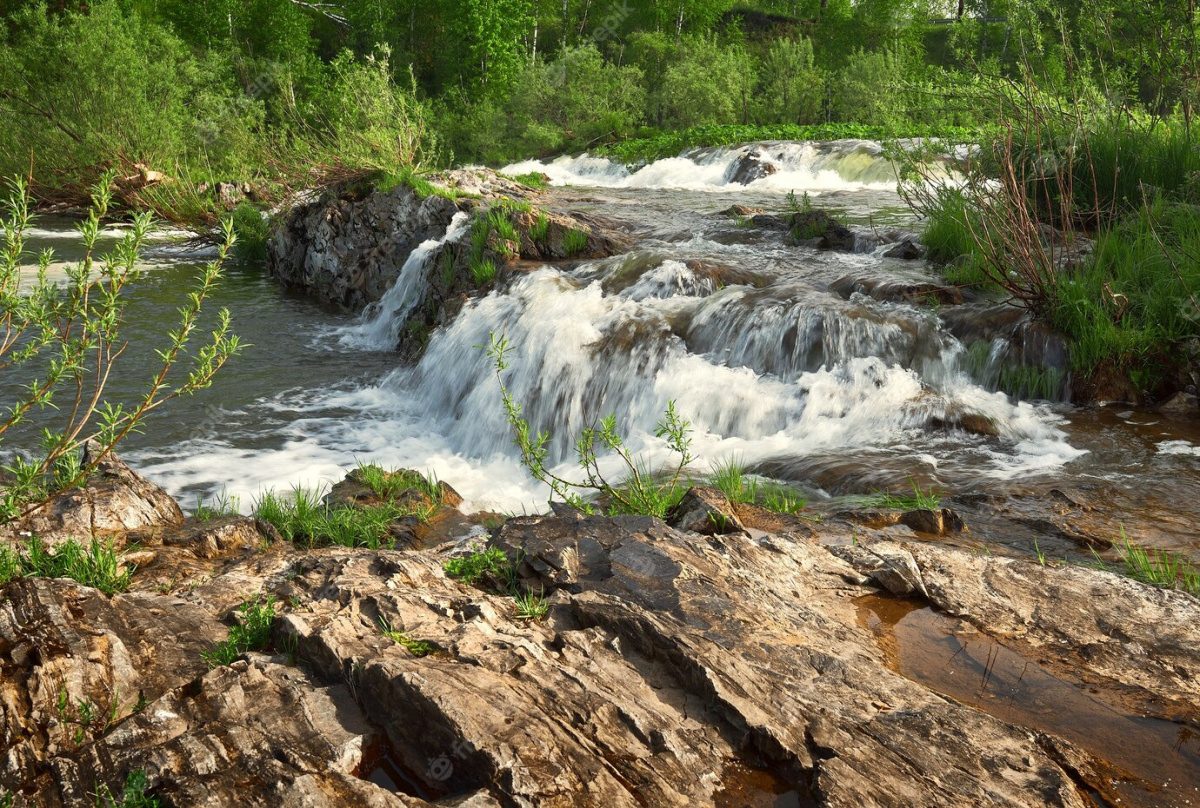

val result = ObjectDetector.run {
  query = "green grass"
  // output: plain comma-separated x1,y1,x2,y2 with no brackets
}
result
470,215,490,262
193,489,241,520
444,545,510,585
506,171,550,190
1105,528,1200,596
709,457,757,504
378,616,433,656
595,123,982,166
439,249,456,288
489,209,520,242
872,478,941,510
998,363,1067,401
1050,200,1200,380
562,227,588,256
470,257,497,286
353,463,442,504
253,486,429,550
376,167,462,202
0,536,133,594
202,596,276,667
512,587,549,621
760,484,808,514
530,209,550,243
97,770,161,808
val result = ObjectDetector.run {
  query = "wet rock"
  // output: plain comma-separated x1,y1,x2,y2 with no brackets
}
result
903,542,1200,705
724,149,777,185
882,239,923,260
4,447,183,548
718,204,764,217
899,507,966,535
1158,391,1199,415
665,486,747,535
786,211,856,251
831,275,965,306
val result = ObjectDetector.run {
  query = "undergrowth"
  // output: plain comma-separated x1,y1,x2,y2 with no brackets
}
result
253,486,428,550
444,544,550,621
97,770,161,808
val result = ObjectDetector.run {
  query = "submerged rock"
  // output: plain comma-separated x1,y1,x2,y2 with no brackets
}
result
786,210,857,251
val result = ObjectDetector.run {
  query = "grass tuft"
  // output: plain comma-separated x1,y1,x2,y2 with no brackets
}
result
253,485,428,550
562,227,588,256
872,478,941,510
97,770,161,808
513,587,550,620
202,596,276,667
708,457,757,504
470,257,497,286
444,545,510,585
1111,528,1200,596
0,536,133,594
378,616,433,656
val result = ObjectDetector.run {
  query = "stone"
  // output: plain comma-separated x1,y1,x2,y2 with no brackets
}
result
665,485,747,535
1158,391,1199,415
786,210,856,251
725,149,778,185
899,508,966,535
883,239,922,259
4,446,183,548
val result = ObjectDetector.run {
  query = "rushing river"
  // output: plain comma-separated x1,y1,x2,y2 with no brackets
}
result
9,140,1200,558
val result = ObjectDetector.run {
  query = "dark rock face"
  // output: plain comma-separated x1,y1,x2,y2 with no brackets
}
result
665,485,746,535
725,149,778,185
883,238,923,260
786,210,857,251
267,183,460,312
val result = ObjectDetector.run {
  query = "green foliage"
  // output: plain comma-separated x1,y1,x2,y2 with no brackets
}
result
530,210,551,243
1052,201,1200,376
709,457,757,504
873,478,941,510
512,587,549,621
202,596,276,666
1101,528,1200,597
0,536,133,594
471,258,498,286
231,203,270,264
510,172,550,190
754,36,824,126
253,485,430,550
562,228,589,256
193,489,241,520
486,331,693,518
760,485,807,515
444,545,510,585
659,36,757,129
97,770,161,808
378,616,433,656
0,173,241,523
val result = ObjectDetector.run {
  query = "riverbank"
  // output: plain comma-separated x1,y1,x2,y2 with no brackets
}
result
1,450,1198,807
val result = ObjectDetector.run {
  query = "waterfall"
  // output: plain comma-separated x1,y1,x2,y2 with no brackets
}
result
337,211,470,351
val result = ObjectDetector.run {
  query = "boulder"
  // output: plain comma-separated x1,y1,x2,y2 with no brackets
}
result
4,447,183,548
787,210,856,251
665,486,746,535
724,149,778,185
883,239,923,259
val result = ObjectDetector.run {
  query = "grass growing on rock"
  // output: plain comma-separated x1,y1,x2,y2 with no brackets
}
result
471,257,497,286
0,537,133,594
872,478,941,510
353,463,443,504
253,486,430,550
1101,529,1200,597
444,544,550,622
562,228,589,256
202,596,276,667
378,616,433,656
97,770,161,808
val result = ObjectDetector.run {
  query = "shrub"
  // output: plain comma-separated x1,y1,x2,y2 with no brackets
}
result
231,203,270,263
0,173,240,523
754,37,824,126
659,36,757,128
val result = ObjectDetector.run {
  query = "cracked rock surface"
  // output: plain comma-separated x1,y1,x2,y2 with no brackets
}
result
2,462,1198,807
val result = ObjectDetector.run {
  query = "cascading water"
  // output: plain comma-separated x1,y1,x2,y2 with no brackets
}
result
338,212,470,350
21,140,1123,517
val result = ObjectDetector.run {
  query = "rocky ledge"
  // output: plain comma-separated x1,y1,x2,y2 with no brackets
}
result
2,460,1198,807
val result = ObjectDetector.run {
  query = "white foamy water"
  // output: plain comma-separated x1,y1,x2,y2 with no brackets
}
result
338,212,470,350
503,139,901,194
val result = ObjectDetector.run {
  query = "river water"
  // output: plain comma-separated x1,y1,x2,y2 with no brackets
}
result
8,141,1200,559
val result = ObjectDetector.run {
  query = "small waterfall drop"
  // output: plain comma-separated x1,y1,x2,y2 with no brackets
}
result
338,211,470,350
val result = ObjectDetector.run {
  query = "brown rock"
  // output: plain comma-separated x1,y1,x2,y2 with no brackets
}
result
665,486,746,535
